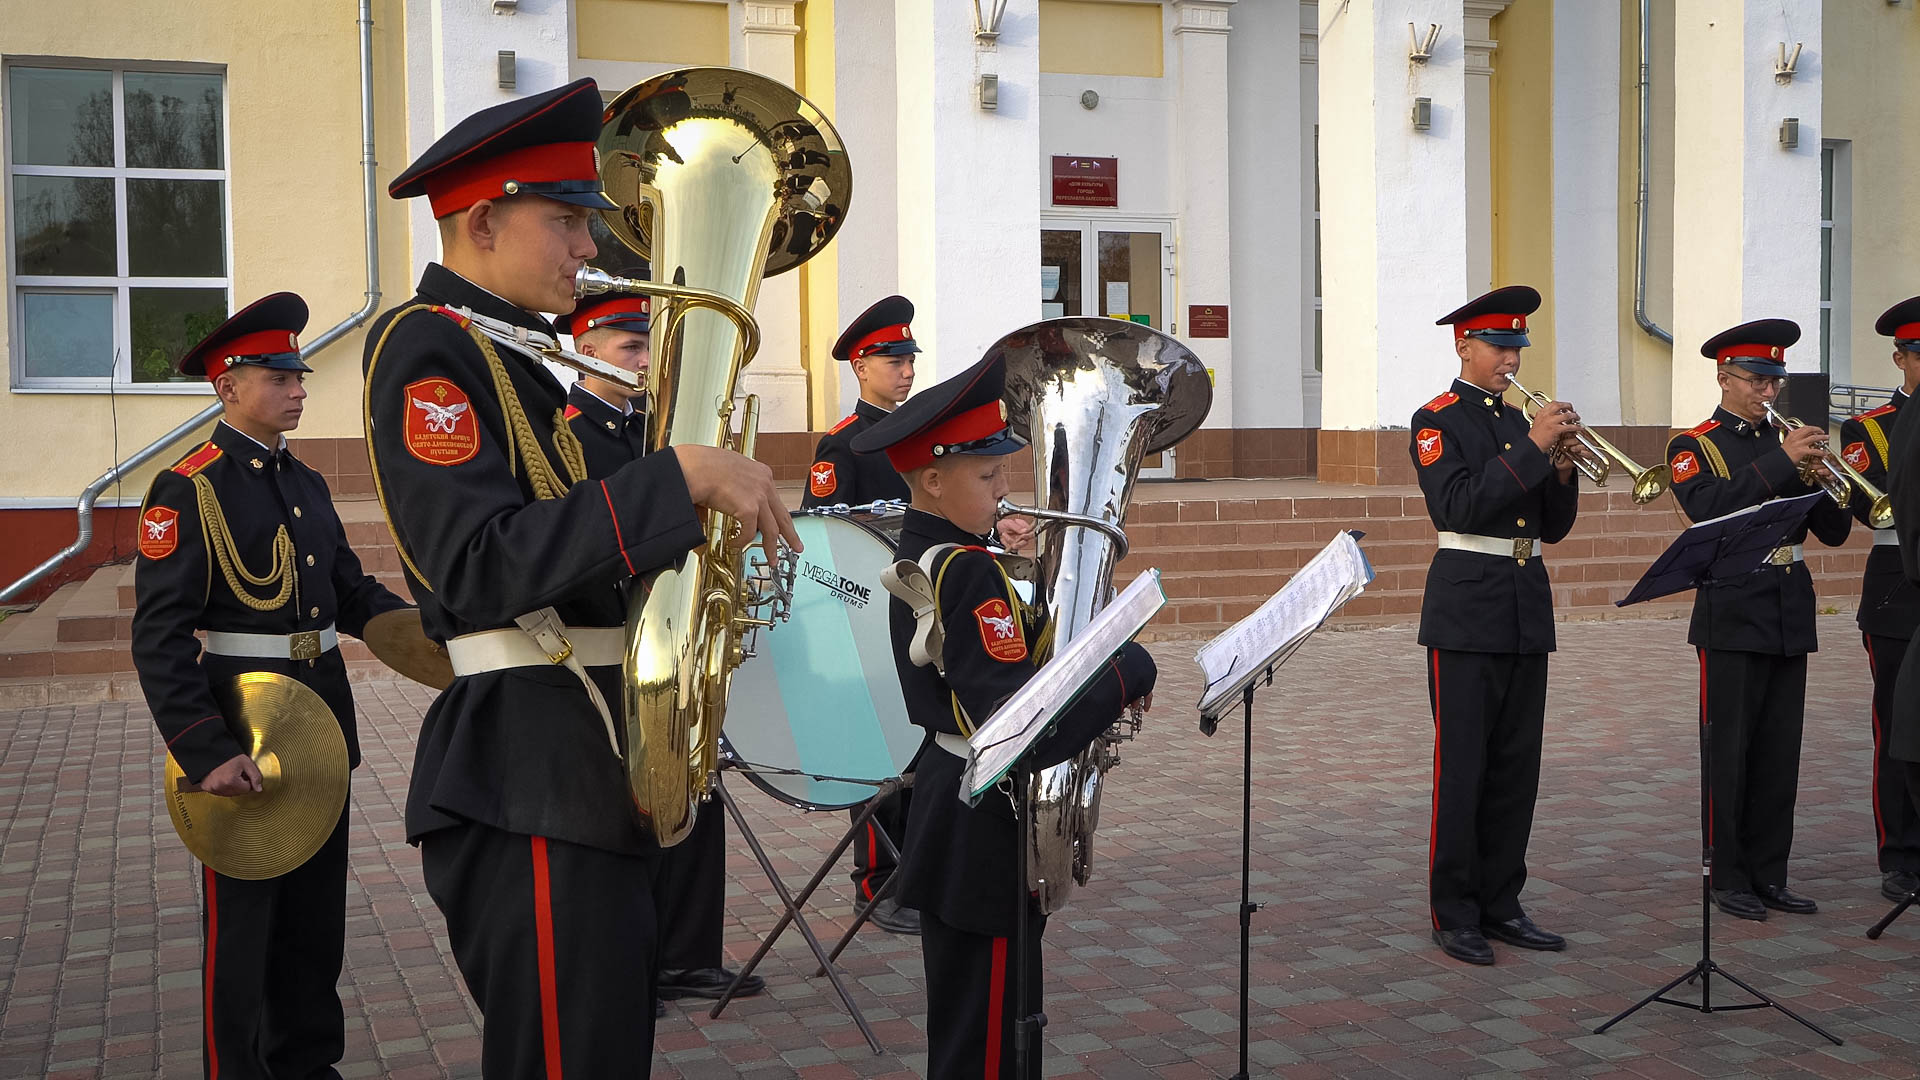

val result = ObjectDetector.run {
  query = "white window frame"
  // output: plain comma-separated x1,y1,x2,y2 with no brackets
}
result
4,58,231,394
1819,140,1851,382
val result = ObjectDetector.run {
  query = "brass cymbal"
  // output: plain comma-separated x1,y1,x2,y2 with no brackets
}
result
360,607,454,690
163,672,349,880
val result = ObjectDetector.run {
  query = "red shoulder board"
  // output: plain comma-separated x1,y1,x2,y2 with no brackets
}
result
170,441,223,477
1680,419,1720,439
426,304,472,329
563,404,582,421
1855,403,1897,422
1421,391,1459,412
827,413,858,435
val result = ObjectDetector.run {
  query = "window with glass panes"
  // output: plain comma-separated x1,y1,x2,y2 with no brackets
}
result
6,63,228,387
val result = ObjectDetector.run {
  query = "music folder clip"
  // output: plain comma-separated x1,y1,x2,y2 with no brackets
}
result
1615,491,1824,607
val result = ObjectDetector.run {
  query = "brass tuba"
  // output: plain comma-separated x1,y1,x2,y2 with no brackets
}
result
994,317,1212,912
593,67,851,846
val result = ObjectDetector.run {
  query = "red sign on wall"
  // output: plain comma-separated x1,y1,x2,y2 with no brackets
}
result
1051,156,1118,207
1188,305,1229,338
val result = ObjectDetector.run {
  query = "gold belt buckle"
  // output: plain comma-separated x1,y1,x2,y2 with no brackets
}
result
1767,546,1792,567
1512,537,1532,565
289,630,324,661
545,635,575,666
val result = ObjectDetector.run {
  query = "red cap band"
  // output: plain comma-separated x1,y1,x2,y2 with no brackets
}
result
426,140,598,218
884,401,1007,472
1455,312,1528,334
1717,342,1785,363
851,323,913,360
1896,322,1920,340
203,329,300,381
573,295,650,333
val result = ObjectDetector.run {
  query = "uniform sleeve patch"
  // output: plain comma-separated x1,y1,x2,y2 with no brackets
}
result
973,597,1028,662
1843,441,1870,472
826,413,858,435
808,461,838,498
1421,391,1459,413
403,377,481,466
170,441,223,477
140,506,180,559
1681,419,1720,439
1415,427,1444,467
1671,450,1700,483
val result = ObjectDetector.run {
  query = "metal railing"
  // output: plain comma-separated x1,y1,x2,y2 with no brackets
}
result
1831,383,1896,427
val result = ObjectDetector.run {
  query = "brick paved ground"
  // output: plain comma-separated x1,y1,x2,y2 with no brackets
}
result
2,612,1918,1078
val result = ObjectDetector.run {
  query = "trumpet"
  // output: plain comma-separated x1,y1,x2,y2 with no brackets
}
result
1762,403,1893,528
1506,376,1671,504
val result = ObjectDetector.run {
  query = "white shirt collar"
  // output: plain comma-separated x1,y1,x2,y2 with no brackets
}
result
219,419,286,452
578,382,636,416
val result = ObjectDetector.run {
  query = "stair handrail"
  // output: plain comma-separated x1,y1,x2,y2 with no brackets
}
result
0,0,382,606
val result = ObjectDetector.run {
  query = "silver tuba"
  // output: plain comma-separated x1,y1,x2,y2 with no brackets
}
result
992,317,1211,913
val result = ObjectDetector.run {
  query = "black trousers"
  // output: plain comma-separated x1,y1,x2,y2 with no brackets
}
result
1699,649,1808,893
1426,648,1547,931
921,909,1044,1080
849,785,911,903
1862,633,1920,873
421,824,658,1078
655,796,727,971
201,805,348,1080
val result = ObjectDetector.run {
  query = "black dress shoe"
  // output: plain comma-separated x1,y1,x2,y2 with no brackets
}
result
654,998,667,1018
1883,870,1920,901
657,967,766,1001
1755,883,1818,914
1480,916,1566,951
1713,889,1768,921
1433,926,1495,966
857,896,922,936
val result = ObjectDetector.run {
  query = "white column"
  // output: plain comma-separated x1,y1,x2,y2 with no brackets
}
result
1550,0,1624,424
1670,0,1823,422
734,0,810,431
893,0,1042,383
1174,1,1237,430
832,0,901,419
1317,0,1471,431
1461,1,1509,294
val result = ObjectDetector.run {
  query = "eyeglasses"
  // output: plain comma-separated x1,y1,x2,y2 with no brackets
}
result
1724,372,1787,391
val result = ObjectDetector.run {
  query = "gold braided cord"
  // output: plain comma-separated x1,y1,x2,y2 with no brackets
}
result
551,408,590,487
364,305,440,591
471,327,573,501
1864,415,1892,470
191,473,297,613
1696,434,1731,479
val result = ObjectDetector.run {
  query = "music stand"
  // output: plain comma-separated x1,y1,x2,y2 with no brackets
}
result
1596,491,1841,1045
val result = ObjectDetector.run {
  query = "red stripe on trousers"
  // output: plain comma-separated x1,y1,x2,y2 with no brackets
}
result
204,864,220,1080
983,935,1009,1080
1698,649,1713,851
862,823,879,901
1863,634,1889,847
531,837,564,1080
1427,648,1442,930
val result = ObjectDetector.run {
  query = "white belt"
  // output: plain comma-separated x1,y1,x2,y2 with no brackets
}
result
1874,529,1899,547
1437,532,1540,563
932,731,973,761
205,625,337,660
444,626,626,675
1765,544,1805,566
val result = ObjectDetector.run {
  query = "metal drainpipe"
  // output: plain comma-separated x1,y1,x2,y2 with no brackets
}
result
1633,0,1672,346
0,0,382,605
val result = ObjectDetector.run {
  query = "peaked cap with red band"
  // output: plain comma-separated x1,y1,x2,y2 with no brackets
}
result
177,292,311,380
1875,296,1920,351
832,294,921,362
1700,318,1799,378
850,352,1023,472
554,293,650,338
388,77,618,218
1436,285,1541,348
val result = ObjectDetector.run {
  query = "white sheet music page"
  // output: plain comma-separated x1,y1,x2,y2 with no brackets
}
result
961,569,1166,802
1195,532,1374,721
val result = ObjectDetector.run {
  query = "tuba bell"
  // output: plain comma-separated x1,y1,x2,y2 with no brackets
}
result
594,67,851,846
994,316,1212,913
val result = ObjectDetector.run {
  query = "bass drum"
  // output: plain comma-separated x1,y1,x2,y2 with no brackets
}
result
724,508,922,809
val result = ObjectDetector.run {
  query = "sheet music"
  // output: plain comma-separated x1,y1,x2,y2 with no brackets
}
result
961,569,1166,802
1195,532,1374,722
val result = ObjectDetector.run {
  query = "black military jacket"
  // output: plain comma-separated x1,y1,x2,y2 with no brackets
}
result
1838,391,1917,638
364,263,707,853
889,508,1154,936
1885,395,1920,762
1410,379,1580,654
564,382,650,474
1667,405,1853,656
132,421,408,784
800,399,910,508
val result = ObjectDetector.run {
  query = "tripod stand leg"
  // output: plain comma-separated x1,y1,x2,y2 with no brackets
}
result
1595,962,1708,1035
1708,962,1843,1045
1865,891,1917,940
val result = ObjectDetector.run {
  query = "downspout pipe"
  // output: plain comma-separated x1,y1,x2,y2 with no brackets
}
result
1633,0,1672,346
0,0,382,605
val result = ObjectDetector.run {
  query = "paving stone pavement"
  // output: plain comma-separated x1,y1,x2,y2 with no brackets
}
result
2,613,1918,1078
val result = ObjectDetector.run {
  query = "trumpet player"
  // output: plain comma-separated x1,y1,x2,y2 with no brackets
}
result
1412,285,1580,966
1665,318,1852,923
1842,296,1920,902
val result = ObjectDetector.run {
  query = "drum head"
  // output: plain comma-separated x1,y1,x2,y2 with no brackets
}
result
725,511,921,809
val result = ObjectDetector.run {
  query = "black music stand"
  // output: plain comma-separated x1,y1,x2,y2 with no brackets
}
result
1596,492,1841,1045
1866,883,1919,939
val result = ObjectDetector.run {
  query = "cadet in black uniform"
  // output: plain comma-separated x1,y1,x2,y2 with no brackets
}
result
1837,295,1920,902
852,353,1157,1080
367,79,798,1076
1873,297,1920,897
1665,318,1852,922
553,294,765,1009
1411,285,1581,966
132,293,411,1079
802,296,919,934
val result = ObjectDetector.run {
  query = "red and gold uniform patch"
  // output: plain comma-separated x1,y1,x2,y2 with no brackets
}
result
826,413,858,435
1415,427,1444,467
808,461,838,498
973,597,1028,663
1671,450,1700,483
1843,441,1871,472
403,377,480,466
171,441,223,478
1680,419,1720,439
1421,391,1459,413
140,506,181,560
1857,403,1897,422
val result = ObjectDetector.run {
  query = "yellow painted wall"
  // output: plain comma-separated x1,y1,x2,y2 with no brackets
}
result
1488,2,1556,397
0,0,417,501
1822,2,1920,391
576,0,730,66
1615,0,1674,426
1038,1,1164,79
798,0,841,429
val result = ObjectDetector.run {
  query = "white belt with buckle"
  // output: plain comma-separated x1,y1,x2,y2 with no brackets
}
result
1766,544,1806,566
1874,529,1899,547
444,626,626,676
205,625,338,660
931,731,973,761
1437,531,1540,563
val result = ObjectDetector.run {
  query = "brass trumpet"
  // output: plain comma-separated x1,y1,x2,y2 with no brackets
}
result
1762,402,1893,528
1506,376,1671,504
